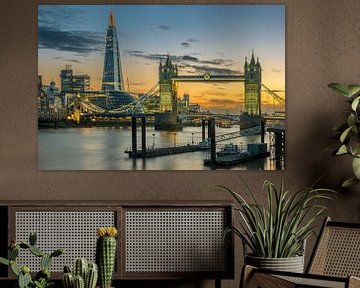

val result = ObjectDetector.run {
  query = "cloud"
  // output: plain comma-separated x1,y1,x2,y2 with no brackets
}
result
181,38,200,48
38,26,104,55
181,42,191,48
272,68,282,73
182,55,198,62
38,6,87,30
188,38,200,43
54,57,83,63
155,25,171,30
125,51,239,75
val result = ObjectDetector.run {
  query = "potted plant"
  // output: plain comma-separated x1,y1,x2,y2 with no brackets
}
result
328,83,360,187
222,179,334,273
0,232,63,288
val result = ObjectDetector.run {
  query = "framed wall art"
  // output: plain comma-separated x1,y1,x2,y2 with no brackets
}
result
38,5,285,170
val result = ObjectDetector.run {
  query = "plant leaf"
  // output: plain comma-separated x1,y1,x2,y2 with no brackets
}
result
336,144,348,155
342,177,360,188
340,126,353,143
347,85,360,97
352,157,360,179
328,83,351,97
0,257,9,266
351,96,360,111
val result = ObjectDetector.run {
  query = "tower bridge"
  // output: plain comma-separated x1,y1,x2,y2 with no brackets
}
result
64,10,285,130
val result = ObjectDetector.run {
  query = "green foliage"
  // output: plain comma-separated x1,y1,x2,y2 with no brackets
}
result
222,179,335,258
329,83,360,187
0,233,64,288
32,278,54,288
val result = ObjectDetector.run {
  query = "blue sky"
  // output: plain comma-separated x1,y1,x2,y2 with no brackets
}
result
38,5,285,112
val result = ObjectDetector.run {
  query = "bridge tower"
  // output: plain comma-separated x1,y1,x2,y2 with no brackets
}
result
244,51,262,116
159,54,178,113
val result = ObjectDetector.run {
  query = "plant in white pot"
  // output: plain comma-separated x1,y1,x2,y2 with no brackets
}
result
328,83,360,187
222,179,334,273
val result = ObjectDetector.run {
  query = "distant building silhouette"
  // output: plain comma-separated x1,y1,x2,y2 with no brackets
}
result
102,10,124,92
60,65,90,94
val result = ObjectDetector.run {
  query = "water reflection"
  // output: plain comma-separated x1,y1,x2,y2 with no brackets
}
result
38,126,282,170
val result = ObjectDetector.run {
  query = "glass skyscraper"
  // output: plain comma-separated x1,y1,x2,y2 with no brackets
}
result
102,10,124,92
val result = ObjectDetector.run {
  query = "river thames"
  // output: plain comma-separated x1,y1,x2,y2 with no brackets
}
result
38,125,280,170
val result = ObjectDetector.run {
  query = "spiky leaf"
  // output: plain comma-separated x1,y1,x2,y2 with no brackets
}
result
328,83,351,97
342,177,360,188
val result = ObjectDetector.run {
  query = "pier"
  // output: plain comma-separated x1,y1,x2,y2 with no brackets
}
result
204,151,270,167
126,144,204,158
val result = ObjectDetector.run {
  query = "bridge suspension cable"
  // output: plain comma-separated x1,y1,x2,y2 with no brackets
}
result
109,82,160,113
261,83,285,106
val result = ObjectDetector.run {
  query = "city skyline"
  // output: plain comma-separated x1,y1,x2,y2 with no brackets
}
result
38,5,285,113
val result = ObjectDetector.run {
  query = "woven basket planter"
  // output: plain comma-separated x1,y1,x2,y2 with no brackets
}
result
245,254,305,273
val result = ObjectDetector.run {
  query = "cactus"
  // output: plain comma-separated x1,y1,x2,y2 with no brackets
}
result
29,245,44,257
63,272,74,288
85,263,98,288
35,268,51,281
9,246,19,260
74,258,87,279
0,257,9,266
63,259,98,288
96,227,118,288
29,232,37,246
10,260,20,276
41,253,52,270
0,233,63,288
18,270,32,288
74,275,85,288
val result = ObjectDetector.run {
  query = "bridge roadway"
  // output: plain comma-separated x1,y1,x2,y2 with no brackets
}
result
172,74,245,82
215,126,261,142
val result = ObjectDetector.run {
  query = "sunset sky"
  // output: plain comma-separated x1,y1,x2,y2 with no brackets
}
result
38,5,285,113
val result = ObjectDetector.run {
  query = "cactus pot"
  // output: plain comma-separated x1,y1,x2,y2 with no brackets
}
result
245,254,304,273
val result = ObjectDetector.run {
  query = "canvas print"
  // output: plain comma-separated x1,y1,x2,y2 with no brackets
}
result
38,5,285,170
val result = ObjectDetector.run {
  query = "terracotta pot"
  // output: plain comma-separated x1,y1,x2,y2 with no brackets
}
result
245,254,304,273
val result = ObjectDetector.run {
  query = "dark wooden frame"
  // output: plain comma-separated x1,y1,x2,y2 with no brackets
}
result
0,201,234,286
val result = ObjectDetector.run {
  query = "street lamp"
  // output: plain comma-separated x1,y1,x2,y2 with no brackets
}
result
152,133,155,148
191,132,194,145
173,133,177,147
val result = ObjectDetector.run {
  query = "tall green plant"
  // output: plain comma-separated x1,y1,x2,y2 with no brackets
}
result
222,179,334,258
328,83,360,187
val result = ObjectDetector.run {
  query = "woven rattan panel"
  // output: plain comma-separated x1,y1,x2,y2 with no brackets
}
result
309,226,360,277
277,275,345,288
125,210,227,273
15,211,115,272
